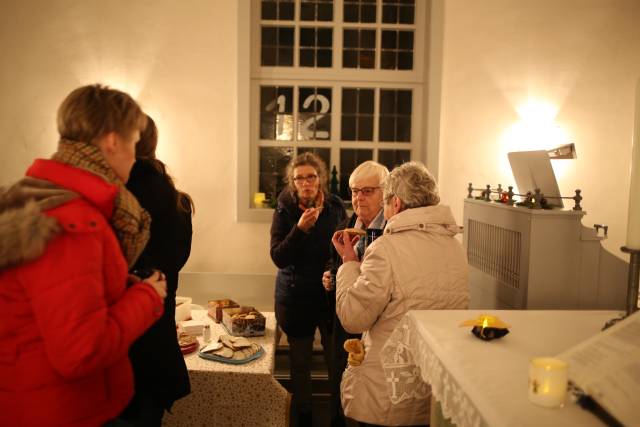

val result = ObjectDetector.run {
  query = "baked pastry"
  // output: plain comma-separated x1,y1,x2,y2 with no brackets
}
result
343,338,365,366
342,227,366,237
178,332,198,355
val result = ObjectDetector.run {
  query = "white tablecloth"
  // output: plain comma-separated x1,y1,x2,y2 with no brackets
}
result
381,309,622,427
163,310,289,426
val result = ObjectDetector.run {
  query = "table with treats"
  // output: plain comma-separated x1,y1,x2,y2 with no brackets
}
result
162,310,290,427
380,310,623,427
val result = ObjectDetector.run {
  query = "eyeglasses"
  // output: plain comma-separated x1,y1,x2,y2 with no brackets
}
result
350,186,380,196
293,174,318,184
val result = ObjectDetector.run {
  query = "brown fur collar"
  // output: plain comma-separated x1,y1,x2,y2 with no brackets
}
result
0,177,77,270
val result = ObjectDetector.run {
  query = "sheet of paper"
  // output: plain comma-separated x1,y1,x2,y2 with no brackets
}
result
557,311,640,426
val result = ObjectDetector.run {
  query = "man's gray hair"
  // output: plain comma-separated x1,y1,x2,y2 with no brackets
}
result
383,161,440,209
349,161,389,187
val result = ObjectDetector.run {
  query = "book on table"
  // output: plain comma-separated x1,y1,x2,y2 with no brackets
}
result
556,311,640,427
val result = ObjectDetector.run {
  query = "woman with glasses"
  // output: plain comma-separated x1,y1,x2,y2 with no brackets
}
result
331,162,469,427
322,160,389,427
270,152,347,426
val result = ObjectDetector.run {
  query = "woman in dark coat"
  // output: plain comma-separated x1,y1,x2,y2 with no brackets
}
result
270,152,347,426
123,115,195,426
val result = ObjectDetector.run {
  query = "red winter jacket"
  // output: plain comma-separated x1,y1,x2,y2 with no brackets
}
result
0,159,164,427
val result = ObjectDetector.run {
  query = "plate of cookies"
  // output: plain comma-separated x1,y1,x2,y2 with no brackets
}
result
198,334,264,365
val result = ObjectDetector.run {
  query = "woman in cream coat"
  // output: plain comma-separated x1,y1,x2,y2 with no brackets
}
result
331,161,469,427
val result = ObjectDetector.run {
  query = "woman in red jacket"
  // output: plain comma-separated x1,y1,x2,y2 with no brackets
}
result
0,84,167,427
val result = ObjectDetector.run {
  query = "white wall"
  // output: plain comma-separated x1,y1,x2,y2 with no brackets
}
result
0,0,277,274
1,0,639,277
436,0,640,261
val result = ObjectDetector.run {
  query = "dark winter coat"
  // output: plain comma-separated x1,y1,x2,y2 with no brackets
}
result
270,189,346,338
126,159,193,410
0,159,164,427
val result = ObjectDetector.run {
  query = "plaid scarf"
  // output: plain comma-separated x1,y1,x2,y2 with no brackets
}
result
52,139,150,267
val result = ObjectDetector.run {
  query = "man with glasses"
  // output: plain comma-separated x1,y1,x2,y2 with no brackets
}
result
322,160,389,427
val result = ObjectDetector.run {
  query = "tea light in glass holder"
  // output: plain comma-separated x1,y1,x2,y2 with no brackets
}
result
253,192,266,208
528,357,568,408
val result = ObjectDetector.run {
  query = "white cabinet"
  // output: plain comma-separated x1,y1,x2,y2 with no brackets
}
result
463,199,608,309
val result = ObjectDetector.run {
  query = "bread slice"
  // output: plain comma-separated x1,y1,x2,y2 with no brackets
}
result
342,227,366,237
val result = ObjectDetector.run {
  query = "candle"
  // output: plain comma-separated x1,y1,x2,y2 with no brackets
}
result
528,357,568,408
626,79,640,249
253,192,266,208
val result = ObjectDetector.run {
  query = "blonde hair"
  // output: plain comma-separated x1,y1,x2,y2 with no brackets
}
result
57,84,147,143
383,161,440,209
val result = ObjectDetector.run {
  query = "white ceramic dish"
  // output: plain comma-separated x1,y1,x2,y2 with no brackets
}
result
175,296,192,322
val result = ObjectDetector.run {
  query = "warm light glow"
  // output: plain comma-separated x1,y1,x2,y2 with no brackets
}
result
499,99,571,181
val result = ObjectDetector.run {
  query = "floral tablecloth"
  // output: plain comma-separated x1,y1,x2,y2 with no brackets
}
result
163,310,290,426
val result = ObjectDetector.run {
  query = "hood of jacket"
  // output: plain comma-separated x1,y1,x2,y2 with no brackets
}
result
384,204,461,237
0,176,77,270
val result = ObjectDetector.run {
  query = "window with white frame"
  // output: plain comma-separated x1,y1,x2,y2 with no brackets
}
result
249,0,425,209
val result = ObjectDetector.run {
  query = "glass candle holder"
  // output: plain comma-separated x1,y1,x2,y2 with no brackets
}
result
253,192,266,208
528,357,568,408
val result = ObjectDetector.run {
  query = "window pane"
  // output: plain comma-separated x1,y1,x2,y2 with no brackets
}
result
278,47,293,66
262,27,277,45
396,117,411,142
317,3,333,21
360,50,375,68
279,27,294,46
358,116,374,140
361,4,376,22
261,47,277,66
380,90,395,114
260,86,294,140
278,1,295,20
399,31,414,49
381,30,414,70
300,28,315,46
382,4,398,23
298,87,332,140
382,31,396,49
343,29,358,48
399,5,414,23
381,51,396,69
300,48,315,67
344,3,359,22
261,1,277,20
378,149,411,171
317,28,332,47
398,52,413,70
341,116,356,140
259,146,294,206
359,89,374,114
343,50,357,68
340,149,373,198
342,89,357,113
397,90,412,114
300,2,315,20
379,116,395,141
361,30,376,48
317,49,332,67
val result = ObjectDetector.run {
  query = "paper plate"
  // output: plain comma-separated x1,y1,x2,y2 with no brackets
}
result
198,345,264,365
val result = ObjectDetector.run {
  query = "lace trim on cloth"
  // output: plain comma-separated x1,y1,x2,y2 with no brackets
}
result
381,315,485,427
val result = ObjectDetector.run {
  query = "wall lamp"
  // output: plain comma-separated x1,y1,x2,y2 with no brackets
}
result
547,143,577,159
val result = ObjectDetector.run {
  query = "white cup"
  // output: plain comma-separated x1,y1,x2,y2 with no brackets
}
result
528,357,568,408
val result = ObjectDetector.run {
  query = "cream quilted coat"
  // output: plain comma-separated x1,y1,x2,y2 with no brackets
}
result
336,205,469,426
